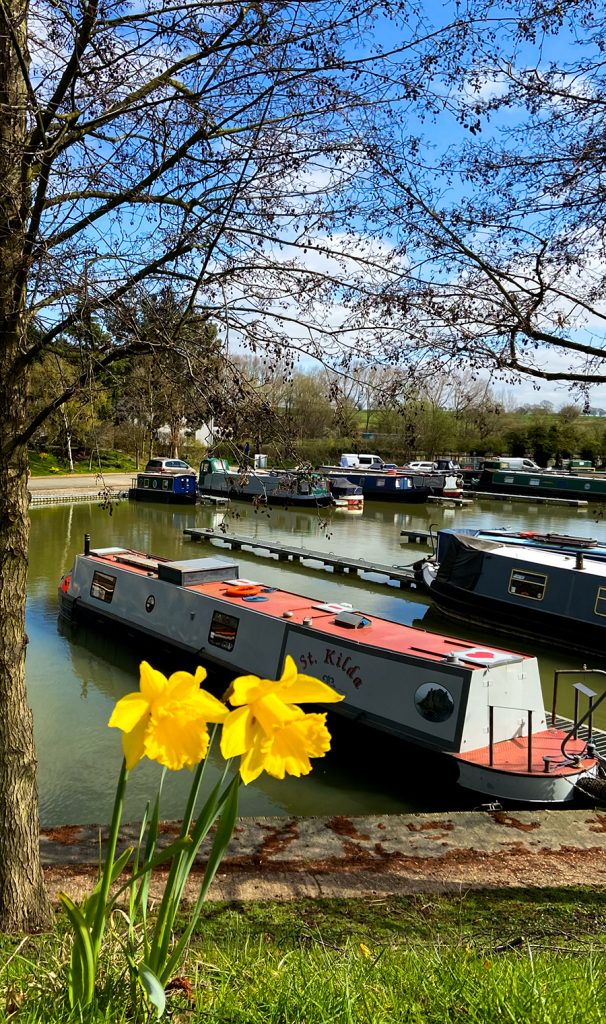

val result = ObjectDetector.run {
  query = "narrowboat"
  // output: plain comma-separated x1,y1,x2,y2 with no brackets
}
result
317,466,439,503
129,471,198,505
465,461,606,502
432,527,606,562
326,477,365,511
198,458,332,508
58,536,606,804
418,530,606,657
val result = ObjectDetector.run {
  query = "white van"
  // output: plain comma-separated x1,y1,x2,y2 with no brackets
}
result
484,457,542,472
339,453,385,469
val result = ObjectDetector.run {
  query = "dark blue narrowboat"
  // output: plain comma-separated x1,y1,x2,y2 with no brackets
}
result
318,468,439,502
434,527,606,563
129,471,198,505
420,530,606,656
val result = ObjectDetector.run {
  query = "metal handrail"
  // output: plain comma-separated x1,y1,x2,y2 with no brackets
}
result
551,668,606,759
428,524,438,557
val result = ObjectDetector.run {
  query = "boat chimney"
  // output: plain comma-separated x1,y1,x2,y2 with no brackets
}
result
84,534,90,555
575,551,584,570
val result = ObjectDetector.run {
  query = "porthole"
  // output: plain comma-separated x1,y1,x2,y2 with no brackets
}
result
145,595,155,613
414,682,454,723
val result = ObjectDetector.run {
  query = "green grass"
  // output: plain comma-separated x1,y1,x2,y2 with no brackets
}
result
28,450,137,476
1,890,605,1022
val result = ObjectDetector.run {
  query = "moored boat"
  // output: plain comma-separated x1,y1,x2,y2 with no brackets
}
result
418,530,606,657
128,471,198,505
58,535,606,804
434,527,606,561
326,476,364,511
464,461,606,502
318,466,437,502
198,457,332,508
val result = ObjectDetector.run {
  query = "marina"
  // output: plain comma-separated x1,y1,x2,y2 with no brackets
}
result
25,485,606,826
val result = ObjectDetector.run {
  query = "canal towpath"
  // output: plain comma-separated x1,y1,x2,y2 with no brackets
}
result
41,809,606,904
28,471,133,503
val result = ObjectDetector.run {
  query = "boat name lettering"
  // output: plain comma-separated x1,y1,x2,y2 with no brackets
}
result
322,647,363,688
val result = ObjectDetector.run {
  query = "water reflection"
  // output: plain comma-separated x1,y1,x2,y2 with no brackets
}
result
27,494,606,825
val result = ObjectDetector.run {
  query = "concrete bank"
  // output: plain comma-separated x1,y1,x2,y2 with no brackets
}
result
41,810,606,903
28,472,132,505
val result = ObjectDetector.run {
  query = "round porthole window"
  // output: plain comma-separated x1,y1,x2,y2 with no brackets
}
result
145,595,155,613
414,682,454,723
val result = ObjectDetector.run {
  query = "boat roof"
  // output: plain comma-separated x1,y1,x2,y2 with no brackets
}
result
471,538,606,575
85,547,533,667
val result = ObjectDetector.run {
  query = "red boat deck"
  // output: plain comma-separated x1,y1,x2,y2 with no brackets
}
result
456,731,589,776
89,550,531,667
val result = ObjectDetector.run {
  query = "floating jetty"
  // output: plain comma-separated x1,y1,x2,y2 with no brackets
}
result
400,529,433,544
183,527,418,588
198,494,230,506
427,496,473,507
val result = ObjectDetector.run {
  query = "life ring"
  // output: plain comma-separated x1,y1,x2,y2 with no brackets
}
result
519,531,537,539
225,585,262,598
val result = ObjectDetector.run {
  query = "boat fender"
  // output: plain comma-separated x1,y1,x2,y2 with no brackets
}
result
224,585,262,597
519,531,537,538
60,574,71,594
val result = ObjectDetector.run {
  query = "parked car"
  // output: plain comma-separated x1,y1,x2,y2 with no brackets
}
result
144,457,196,474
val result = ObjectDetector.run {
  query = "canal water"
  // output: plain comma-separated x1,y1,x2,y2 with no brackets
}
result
28,494,606,826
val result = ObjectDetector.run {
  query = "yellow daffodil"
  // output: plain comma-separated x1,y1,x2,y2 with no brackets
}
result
109,661,228,771
220,655,344,784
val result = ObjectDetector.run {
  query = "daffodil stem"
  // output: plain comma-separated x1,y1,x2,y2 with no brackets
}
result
91,758,129,960
149,746,232,978
180,724,216,838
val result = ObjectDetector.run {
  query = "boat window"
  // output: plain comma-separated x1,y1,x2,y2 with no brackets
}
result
503,475,515,484
414,683,454,723
143,478,150,488
376,478,385,487
529,477,541,486
595,588,606,618
163,479,169,489
208,610,239,651
508,569,547,601
90,570,117,604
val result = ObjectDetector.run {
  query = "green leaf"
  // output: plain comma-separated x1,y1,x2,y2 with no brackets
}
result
198,773,240,902
139,964,166,1018
59,892,95,1008
159,774,240,985
113,837,193,902
111,845,135,883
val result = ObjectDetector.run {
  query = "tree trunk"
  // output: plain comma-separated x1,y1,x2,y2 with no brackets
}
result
0,0,53,930
0,442,53,931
